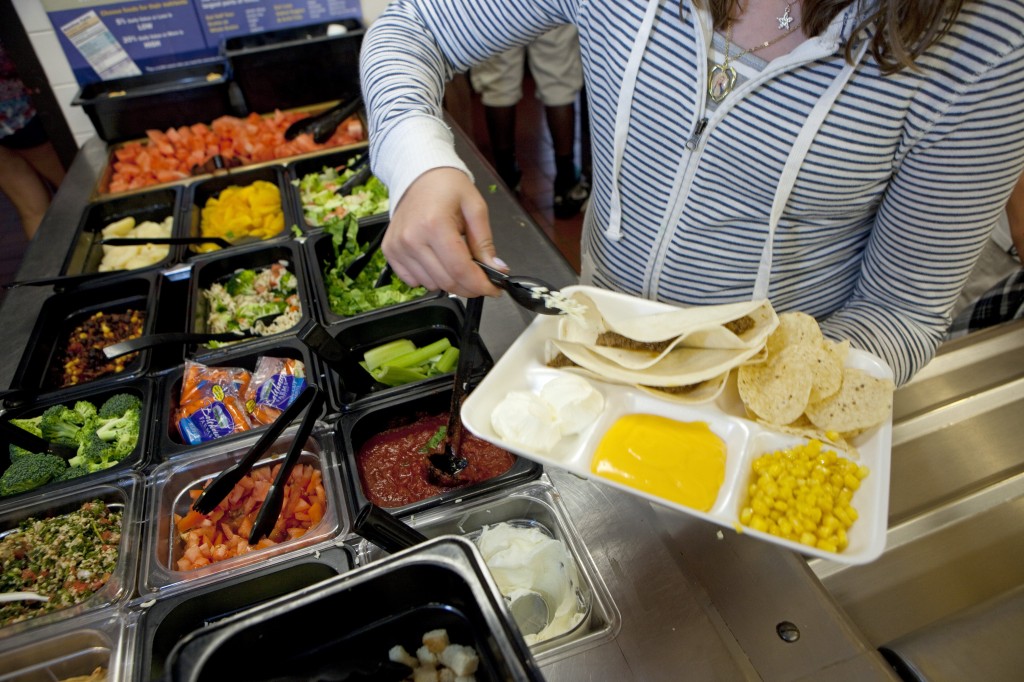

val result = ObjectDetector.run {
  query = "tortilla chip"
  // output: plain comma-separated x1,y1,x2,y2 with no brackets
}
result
736,344,815,425
766,312,824,356
804,368,895,434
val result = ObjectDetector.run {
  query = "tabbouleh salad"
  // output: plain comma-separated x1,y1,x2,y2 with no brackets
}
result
0,500,122,626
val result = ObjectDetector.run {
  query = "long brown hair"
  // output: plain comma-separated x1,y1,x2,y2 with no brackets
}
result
696,0,967,74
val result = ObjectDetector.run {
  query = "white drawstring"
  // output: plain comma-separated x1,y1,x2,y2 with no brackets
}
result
752,37,870,300
604,0,663,240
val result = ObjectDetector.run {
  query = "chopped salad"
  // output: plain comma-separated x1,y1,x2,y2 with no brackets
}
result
295,154,389,226
203,262,301,344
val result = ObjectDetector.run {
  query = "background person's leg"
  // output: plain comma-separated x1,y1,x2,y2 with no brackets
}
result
528,25,587,218
469,47,526,191
0,145,53,239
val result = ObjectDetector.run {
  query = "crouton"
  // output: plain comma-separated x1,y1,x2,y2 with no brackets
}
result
417,644,438,667
422,628,450,653
438,643,479,677
389,644,418,669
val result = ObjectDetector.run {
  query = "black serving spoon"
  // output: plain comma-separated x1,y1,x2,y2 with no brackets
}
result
428,296,484,484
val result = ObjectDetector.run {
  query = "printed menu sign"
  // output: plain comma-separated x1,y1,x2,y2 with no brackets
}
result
196,0,361,42
42,0,362,85
44,0,216,84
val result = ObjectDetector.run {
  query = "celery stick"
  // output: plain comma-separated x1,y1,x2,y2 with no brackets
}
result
434,346,460,374
384,338,452,369
372,365,428,387
363,338,417,371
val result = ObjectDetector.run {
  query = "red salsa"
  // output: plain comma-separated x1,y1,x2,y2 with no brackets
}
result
356,413,516,508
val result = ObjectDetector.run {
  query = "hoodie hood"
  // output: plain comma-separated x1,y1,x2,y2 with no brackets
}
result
603,0,873,301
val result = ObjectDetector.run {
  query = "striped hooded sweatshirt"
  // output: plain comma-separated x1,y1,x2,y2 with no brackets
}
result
360,0,1024,385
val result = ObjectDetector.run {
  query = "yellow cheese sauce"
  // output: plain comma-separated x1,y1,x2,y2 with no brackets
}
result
590,414,726,511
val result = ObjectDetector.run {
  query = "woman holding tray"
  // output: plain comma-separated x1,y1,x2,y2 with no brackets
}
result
359,0,1024,386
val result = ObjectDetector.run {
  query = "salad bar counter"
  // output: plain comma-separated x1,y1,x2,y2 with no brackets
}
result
3,116,1019,681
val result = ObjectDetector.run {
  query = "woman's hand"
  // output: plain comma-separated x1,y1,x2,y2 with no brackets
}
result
382,167,506,298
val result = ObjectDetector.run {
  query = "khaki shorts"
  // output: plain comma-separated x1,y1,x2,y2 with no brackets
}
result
470,24,583,107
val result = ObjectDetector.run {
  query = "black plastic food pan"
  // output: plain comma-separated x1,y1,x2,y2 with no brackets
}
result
223,19,364,115
11,273,160,399
160,536,544,682
0,379,154,505
335,379,542,519
315,296,493,414
303,216,442,327
186,241,313,362
61,186,184,277
287,146,386,230
71,61,234,143
132,543,353,682
155,337,324,460
0,476,141,638
183,165,299,258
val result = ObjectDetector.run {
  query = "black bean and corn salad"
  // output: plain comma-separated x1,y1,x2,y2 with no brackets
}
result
0,500,122,626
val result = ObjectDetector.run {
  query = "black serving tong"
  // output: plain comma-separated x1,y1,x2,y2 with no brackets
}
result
353,502,429,553
474,260,566,315
283,94,363,144
335,154,372,196
2,270,116,291
102,329,268,360
0,419,78,459
342,226,387,281
294,319,357,404
100,236,232,249
247,387,324,543
428,296,484,484
190,385,321,529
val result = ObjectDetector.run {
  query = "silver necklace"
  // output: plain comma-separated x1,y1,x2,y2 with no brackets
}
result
777,2,797,31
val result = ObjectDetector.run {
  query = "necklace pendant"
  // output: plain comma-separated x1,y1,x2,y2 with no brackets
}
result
777,5,794,30
708,63,737,103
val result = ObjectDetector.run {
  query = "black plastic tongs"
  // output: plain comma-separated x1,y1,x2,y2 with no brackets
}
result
283,94,363,144
0,419,77,459
191,385,323,544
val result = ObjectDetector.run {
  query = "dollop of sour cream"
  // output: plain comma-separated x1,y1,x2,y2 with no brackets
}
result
491,374,604,453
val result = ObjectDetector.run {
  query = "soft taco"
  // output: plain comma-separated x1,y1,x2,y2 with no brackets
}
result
543,292,778,401
557,292,778,371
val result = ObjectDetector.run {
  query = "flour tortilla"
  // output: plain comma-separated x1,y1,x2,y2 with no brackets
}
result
557,294,779,371
636,373,731,404
549,338,765,387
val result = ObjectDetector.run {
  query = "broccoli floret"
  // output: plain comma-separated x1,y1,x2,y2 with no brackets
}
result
7,415,42,438
9,444,38,461
225,269,257,296
69,431,118,472
39,405,84,446
55,465,90,482
95,408,140,462
98,393,141,420
0,453,67,496
74,400,98,422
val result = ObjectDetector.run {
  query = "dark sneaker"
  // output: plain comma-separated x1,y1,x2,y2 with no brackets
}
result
553,179,590,219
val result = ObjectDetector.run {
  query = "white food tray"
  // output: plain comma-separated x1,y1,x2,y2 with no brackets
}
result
462,286,892,565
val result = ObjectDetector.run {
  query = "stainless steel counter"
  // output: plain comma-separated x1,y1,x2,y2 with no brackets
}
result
8,127,1017,681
